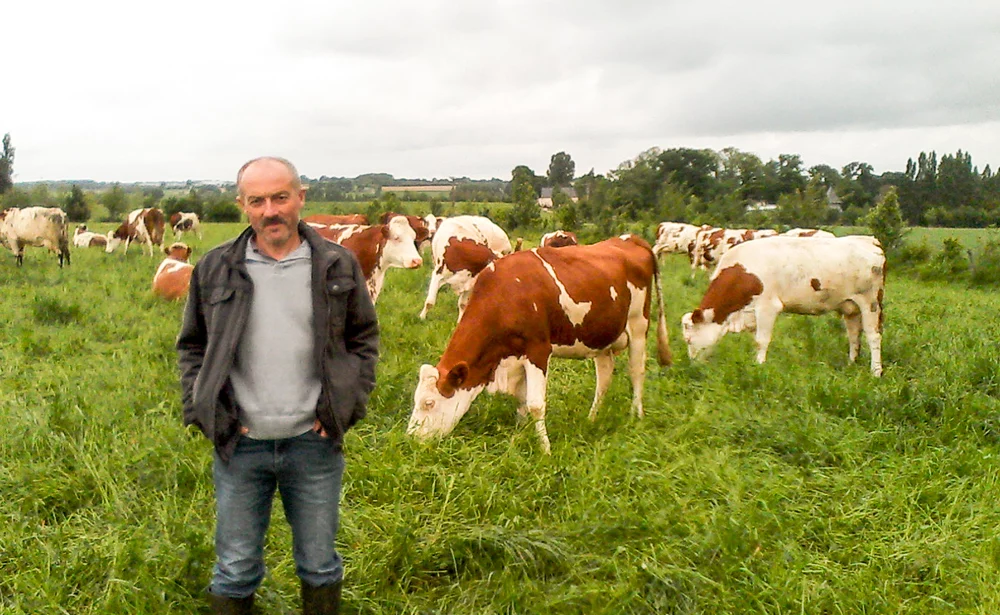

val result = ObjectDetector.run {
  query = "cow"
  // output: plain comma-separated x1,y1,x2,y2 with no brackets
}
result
303,213,369,226
407,235,672,454
73,224,108,248
0,207,71,267
691,227,776,271
152,242,194,301
311,216,423,303
539,230,579,248
653,222,704,259
106,208,166,256
380,212,432,251
783,228,836,238
169,212,202,240
419,215,514,320
681,235,885,376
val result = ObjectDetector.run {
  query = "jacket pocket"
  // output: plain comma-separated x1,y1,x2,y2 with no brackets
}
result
326,277,355,330
205,286,235,330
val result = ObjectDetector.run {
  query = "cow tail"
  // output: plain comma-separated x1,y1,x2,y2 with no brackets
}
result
652,258,672,366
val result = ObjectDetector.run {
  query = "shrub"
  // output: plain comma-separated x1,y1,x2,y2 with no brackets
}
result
894,238,933,269
970,239,1000,287
202,199,241,222
864,187,908,253
918,237,968,281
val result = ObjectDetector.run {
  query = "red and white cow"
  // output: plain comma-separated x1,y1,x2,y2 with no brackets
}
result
169,212,202,240
303,213,370,226
419,215,514,320
539,230,579,248
0,206,71,267
782,228,835,238
106,208,166,256
407,235,672,453
380,212,432,251
691,227,776,271
152,242,194,301
73,224,108,248
311,216,423,303
652,222,708,260
681,235,885,376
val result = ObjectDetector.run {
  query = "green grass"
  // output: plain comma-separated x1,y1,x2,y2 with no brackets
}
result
2,225,1000,613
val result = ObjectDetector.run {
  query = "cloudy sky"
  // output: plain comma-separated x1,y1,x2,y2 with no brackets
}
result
6,0,999,183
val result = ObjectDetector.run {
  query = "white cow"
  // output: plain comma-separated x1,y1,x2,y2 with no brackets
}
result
0,207,71,266
73,224,108,248
783,228,836,238
681,235,886,376
420,215,513,320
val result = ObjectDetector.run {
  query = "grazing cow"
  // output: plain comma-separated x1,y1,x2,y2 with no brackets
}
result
691,227,776,271
312,216,423,303
407,235,672,453
783,228,835,238
106,208,166,256
303,213,369,226
380,212,431,251
653,222,704,259
681,235,885,376
169,212,203,240
73,224,108,248
419,215,514,320
152,242,194,301
539,230,579,248
0,207,71,267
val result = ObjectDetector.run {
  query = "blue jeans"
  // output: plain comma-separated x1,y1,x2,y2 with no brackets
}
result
210,429,345,598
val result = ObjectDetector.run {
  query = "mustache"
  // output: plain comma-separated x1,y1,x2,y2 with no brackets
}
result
261,216,289,226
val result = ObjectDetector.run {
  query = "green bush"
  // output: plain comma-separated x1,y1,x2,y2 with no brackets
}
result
918,237,968,281
894,238,933,268
970,239,1000,287
202,199,241,222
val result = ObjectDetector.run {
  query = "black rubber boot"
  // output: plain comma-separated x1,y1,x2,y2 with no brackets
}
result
208,592,255,615
301,580,342,615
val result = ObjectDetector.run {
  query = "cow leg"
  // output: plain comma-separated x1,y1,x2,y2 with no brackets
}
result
588,353,615,421
626,313,650,418
419,268,446,319
523,361,551,454
753,306,779,364
860,303,883,377
842,310,863,364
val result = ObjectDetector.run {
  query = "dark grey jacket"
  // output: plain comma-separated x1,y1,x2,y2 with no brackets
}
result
176,222,379,461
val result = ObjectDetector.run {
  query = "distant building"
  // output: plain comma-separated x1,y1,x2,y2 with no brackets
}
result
746,200,778,212
537,186,578,209
826,187,843,210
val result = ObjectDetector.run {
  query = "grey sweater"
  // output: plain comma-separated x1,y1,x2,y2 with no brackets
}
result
230,239,321,439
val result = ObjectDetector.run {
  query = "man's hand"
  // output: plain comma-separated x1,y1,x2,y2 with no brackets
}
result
312,419,329,438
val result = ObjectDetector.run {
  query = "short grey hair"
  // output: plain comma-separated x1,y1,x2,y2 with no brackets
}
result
236,156,303,196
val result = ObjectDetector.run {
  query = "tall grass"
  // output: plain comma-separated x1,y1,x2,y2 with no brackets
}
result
2,225,1000,613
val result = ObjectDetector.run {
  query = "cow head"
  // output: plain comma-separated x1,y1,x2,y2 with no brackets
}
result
382,216,423,269
681,309,725,360
164,242,192,261
408,363,484,440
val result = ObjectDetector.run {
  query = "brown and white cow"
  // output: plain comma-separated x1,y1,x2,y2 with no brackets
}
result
311,216,423,303
303,213,369,226
106,208,166,256
380,212,432,251
539,230,579,248
169,212,202,240
73,224,108,248
152,242,194,301
407,235,672,453
691,227,776,271
419,215,514,320
652,222,707,260
681,235,885,376
782,228,836,238
0,206,71,267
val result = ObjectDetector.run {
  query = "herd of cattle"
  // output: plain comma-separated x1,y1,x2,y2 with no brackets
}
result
1,206,886,452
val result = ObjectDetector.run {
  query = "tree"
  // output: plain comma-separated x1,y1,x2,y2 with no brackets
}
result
64,185,90,221
507,165,540,229
547,152,575,187
101,183,128,221
0,133,14,195
864,186,907,253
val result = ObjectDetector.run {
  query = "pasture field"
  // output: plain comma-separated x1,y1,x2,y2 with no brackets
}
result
3,224,1000,614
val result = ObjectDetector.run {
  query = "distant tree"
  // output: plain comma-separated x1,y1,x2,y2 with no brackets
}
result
30,184,56,207
64,185,89,221
865,186,907,253
547,152,575,187
657,147,718,199
0,133,14,195
101,183,128,221
143,186,165,208
507,165,540,229
555,201,579,231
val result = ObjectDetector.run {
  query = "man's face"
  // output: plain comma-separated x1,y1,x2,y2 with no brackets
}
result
237,160,306,250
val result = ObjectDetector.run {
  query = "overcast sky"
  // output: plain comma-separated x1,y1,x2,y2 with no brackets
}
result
6,0,999,183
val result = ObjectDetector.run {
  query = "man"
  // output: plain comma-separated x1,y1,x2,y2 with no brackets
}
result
177,157,379,615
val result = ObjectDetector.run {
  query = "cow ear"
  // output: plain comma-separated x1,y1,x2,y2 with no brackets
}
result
381,225,391,238
690,309,704,324
440,362,469,397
